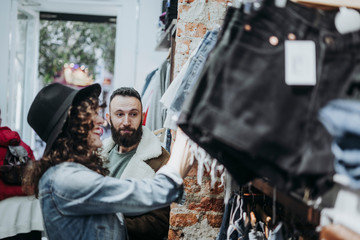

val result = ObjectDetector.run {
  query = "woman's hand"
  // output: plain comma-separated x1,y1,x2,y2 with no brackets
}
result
166,128,193,178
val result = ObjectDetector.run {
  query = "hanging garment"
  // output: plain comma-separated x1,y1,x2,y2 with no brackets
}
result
319,99,360,189
170,29,219,114
143,59,170,131
217,194,236,240
268,222,285,240
161,30,217,130
178,0,360,197
141,68,158,97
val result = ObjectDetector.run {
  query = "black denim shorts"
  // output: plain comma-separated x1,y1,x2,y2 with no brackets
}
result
178,0,360,196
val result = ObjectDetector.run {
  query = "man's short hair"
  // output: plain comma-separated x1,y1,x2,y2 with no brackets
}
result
110,87,142,104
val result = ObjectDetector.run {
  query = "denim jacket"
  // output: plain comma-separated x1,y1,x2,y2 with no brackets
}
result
38,162,184,240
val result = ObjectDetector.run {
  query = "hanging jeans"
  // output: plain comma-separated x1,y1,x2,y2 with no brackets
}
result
319,99,360,189
170,29,219,114
178,0,360,197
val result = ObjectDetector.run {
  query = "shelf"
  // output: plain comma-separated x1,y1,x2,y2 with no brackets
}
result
251,178,321,226
155,19,177,51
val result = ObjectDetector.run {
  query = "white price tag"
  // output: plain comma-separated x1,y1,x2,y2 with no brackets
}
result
285,40,316,86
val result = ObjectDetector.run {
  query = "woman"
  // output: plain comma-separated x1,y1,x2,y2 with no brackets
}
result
23,83,191,240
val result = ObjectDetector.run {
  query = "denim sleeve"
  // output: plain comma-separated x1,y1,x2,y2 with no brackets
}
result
51,165,184,216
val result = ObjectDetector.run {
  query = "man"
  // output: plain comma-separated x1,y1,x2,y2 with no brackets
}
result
102,87,170,240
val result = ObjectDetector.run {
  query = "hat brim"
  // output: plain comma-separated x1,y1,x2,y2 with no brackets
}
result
43,83,101,155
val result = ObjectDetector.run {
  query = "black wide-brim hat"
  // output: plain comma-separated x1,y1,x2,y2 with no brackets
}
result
27,83,101,155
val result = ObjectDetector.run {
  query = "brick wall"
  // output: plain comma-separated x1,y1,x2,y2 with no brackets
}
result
174,0,229,76
169,1,228,238
168,162,225,239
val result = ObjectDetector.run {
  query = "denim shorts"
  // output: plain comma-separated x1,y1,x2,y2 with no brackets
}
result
170,29,219,113
178,0,360,196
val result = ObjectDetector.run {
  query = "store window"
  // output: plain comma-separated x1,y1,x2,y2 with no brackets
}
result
34,12,116,157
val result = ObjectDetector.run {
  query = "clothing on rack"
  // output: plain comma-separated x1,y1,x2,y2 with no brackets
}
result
216,191,292,240
169,30,219,114
319,99,360,189
161,29,219,131
141,68,158,97
178,0,360,197
161,38,202,130
142,59,170,131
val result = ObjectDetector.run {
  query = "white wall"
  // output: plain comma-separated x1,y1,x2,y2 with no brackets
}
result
114,0,167,92
0,0,165,144
0,0,14,127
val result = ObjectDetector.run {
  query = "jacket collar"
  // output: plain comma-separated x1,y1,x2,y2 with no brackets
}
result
102,126,163,179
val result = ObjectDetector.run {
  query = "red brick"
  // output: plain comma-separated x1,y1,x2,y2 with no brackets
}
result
202,169,211,177
168,229,181,240
194,23,207,38
206,181,225,195
185,22,195,32
188,197,224,212
184,23,207,38
170,213,198,227
205,214,223,228
170,202,181,209
178,4,191,15
184,177,201,193
176,39,191,55
186,162,198,177
177,27,183,37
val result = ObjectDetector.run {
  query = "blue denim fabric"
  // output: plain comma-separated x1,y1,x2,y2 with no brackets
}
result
165,128,172,153
319,99,360,138
319,99,360,188
178,0,360,196
332,142,360,188
38,162,184,240
170,30,219,114
268,222,285,240
216,195,234,240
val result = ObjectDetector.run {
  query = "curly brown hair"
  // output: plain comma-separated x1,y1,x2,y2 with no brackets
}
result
22,94,109,197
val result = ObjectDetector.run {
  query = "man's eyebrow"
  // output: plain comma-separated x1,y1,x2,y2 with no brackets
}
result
114,108,140,112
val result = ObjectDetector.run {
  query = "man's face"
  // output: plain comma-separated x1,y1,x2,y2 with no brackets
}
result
107,95,143,147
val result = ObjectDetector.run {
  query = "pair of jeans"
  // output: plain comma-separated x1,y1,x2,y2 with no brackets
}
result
180,5,258,186
178,0,360,196
319,99,360,189
170,29,219,114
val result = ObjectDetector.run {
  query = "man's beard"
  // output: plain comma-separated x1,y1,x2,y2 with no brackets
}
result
110,119,143,148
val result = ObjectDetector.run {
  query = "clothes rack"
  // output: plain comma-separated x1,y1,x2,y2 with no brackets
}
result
250,179,321,226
